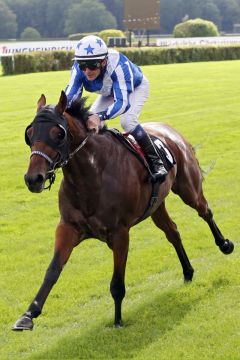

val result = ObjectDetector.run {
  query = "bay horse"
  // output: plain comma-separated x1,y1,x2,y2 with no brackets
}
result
13,91,234,331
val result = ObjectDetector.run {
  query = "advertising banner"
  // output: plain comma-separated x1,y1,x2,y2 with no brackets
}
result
0,40,78,57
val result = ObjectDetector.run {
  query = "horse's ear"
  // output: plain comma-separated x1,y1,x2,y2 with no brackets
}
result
55,90,68,115
37,94,46,112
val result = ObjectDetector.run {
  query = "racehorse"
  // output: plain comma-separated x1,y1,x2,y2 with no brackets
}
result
13,91,234,331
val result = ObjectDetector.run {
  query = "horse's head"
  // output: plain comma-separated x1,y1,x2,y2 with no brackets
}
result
24,91,69,193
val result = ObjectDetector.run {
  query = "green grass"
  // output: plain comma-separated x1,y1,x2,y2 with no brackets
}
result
0,61,239,360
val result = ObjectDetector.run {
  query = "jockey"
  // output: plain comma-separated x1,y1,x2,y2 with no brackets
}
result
65,35,168,182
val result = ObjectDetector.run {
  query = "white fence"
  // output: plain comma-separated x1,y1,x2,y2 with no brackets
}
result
1,37,240,57
156,36,240,47
0,40,78,57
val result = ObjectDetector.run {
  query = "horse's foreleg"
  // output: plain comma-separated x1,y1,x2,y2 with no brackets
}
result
12,223,79,331
108,229,129,327
151,202,194,282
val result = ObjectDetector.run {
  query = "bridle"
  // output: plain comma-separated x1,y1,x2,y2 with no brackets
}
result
41,134,89,190
25,107,89,190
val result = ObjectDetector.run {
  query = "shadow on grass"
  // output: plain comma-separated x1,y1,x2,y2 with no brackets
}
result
29,283,214,359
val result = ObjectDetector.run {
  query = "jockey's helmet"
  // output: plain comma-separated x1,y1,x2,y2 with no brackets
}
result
73,35,108,60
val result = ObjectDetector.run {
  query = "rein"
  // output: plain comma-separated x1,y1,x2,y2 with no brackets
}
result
68,134,89,160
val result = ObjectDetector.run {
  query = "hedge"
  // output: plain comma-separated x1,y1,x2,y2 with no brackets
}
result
2,45,240,75
68,30,125,43
68,32,98,40
1,50,74,75
98,29,125,44
174,18,219,38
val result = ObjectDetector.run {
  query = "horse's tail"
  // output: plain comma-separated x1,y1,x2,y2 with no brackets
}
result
192,144,216,179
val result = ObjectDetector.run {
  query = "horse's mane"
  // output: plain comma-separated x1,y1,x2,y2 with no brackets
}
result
65,97,108,134
65,97,90,124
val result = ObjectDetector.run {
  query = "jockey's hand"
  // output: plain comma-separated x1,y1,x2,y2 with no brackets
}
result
87,114,101,133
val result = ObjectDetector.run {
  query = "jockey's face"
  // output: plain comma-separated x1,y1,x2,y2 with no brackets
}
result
82,59,107,81
84,67,101,81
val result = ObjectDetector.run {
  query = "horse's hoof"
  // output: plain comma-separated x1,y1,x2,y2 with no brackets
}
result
12,315,34,331
115,324,123,328
114,321,123,328
184,268,194,282
220,239,234,255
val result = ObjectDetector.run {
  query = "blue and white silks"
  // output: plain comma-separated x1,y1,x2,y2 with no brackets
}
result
65,49,144,121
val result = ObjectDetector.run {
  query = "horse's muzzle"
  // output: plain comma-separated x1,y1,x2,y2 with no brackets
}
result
24,172,46,193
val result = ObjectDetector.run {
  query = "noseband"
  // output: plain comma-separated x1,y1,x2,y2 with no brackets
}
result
25,106,89,190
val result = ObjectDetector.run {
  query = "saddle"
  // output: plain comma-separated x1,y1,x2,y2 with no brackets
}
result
106,128,176,221
107,128,175,173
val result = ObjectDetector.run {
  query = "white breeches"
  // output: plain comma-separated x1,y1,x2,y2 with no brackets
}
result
90,75,149,133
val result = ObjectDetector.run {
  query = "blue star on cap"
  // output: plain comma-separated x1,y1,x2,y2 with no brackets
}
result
84,44,95,54
96,39,103,47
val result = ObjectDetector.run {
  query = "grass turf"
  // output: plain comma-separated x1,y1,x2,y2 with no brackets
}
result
0,60,239,359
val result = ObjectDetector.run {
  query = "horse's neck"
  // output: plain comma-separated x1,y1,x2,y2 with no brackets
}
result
67,115,88,147
64,132,111,180
65,116,129,183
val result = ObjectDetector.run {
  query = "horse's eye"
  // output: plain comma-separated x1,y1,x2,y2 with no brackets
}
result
50,127,66,143
57,130,65,141
27,127,33,138
25,127,33,145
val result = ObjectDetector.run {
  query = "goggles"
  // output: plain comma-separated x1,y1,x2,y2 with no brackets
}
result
77,60,102,71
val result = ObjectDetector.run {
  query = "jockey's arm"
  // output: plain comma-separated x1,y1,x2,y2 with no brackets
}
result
97,64,134,121
87,79,131,132
65,62,83,106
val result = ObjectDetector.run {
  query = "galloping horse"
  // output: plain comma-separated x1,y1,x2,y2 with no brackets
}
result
13,91,234,330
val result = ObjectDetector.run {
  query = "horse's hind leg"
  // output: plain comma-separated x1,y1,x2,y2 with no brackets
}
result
151,201,194,282
193,191,234,254
174,170,234,255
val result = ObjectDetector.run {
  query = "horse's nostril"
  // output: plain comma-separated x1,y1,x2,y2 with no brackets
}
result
36,174,44,184
24,173,44,186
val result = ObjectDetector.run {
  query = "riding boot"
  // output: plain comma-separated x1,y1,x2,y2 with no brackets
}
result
131,125,168,182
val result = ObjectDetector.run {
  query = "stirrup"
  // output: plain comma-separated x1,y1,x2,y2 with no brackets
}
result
150,166,167,183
